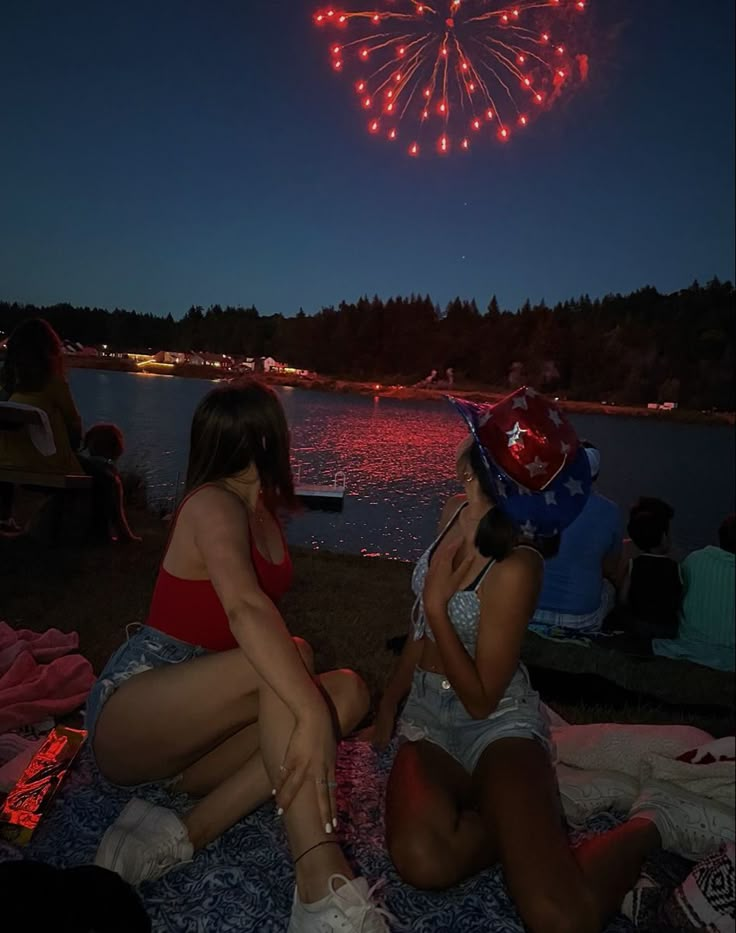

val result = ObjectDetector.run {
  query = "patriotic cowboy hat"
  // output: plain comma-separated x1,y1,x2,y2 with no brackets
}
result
448,387,592,539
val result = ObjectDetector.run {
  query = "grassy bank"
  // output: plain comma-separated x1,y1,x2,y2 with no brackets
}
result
1,509,732,737
66,358,735,427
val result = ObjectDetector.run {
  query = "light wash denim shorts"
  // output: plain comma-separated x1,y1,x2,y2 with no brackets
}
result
85,625,208,746
397,664,554,774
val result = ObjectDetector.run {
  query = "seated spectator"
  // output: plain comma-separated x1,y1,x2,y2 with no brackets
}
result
621,497,682,639
0,318,82,475
653,515,736,672
530,442,623,635
0,320,138,543
79,423,140,543
0,319,82,532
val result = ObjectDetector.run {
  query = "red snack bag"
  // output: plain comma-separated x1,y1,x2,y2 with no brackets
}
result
0,726,86,845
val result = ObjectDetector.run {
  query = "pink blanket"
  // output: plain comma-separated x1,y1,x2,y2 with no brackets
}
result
0,622,80,674
0,622,95,733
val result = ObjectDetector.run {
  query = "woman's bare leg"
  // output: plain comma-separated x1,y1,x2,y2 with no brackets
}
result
93,640,370,901
474,738,661,933
254,668,370,901
182,670,370,857
175,639,316,799
385,736,661,932
385,740,494,889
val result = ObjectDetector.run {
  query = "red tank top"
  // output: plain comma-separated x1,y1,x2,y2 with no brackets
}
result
147,487,293,652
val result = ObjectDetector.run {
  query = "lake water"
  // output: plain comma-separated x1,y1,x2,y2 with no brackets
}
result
69,369,735,561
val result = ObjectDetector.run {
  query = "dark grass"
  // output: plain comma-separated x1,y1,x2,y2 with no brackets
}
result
1,508,732,737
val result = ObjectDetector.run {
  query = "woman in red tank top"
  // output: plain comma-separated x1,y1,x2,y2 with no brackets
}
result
147,484,294,652
88,381,392,932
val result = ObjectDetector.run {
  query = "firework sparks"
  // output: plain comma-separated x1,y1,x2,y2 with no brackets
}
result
314,1,588,156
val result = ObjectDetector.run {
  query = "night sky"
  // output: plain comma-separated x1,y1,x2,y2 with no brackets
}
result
1,0,734,318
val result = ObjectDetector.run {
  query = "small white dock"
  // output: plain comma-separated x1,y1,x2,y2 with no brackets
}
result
294,469,346,512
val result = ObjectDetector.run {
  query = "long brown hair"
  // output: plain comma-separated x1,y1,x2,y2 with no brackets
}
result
1,319,64,394
185,379,296,510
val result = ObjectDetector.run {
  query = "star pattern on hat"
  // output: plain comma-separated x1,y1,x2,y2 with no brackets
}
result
525,457,548,479
564,477,584,497
506,422,528,448
449,392,590,541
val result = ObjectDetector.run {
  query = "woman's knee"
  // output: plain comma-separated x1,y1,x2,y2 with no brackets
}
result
320,669,370,733
292,637,314,673
388,829,454,890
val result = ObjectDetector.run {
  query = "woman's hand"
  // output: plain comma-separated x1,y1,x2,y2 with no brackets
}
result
356,703,395,750
273,702,338,833
423,537,475,620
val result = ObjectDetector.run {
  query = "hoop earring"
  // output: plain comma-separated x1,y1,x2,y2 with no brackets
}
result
463,472,474,485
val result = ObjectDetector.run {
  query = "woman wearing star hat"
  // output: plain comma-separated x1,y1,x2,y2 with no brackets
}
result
362,387,733,933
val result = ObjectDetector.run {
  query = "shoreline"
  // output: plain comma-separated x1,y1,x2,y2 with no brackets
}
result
1,511,732,737
66,356,735,426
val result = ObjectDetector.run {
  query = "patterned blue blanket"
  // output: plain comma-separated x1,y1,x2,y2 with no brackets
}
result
0,739,685,932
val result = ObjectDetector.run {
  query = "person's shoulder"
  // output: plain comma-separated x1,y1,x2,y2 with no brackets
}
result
589,492,623,530
684,546,709,562
702,545,736,565
636,553,679,570
591,491,621,515
181,484,246,523
489,547,543,589
438,493,466,525
43,374,75,403
47,374,71,392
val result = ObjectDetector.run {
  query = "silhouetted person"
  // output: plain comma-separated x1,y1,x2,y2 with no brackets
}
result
80,423,140,543
621,497,682,639
653,514,736,671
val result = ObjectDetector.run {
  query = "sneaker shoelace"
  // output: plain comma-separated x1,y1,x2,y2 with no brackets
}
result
329,875,398,933
142,833,192,881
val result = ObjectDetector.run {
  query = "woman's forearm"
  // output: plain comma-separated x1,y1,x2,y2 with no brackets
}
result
426,606,496,718
229,602,324,719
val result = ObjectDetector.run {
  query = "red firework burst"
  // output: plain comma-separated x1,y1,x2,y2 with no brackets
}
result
314,0,589,156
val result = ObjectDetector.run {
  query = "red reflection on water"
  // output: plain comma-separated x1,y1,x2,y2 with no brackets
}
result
288,396,466,493
281,393,468,558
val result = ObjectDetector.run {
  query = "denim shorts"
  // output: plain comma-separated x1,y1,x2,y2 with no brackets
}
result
397,665,555,774
85,625,208,746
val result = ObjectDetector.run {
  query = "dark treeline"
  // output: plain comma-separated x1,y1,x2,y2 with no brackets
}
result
1,279,734,409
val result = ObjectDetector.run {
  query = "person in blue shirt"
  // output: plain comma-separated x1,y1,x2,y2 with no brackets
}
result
530,443,623,636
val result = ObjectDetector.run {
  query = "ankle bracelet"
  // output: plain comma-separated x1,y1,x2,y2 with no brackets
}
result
294,839,340,865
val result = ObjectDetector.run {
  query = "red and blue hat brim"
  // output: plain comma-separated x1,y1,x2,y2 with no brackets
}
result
448,395,592,538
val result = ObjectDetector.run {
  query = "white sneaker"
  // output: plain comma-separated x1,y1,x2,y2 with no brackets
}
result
288,874,395,933
557,765,638,824
629,779,735,861
95,798,194,884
